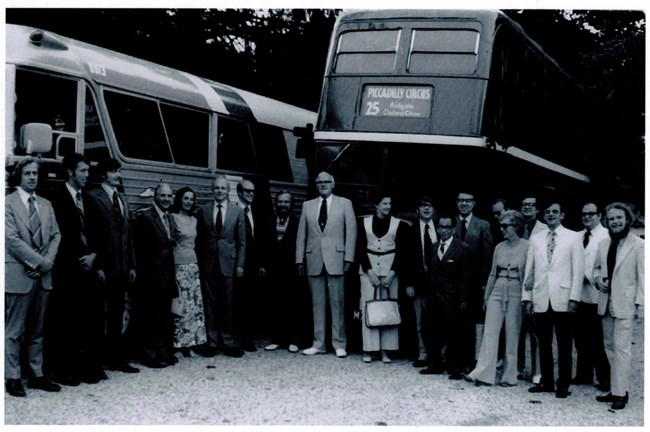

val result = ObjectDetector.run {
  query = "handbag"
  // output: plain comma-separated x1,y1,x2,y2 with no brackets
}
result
364,284,401,328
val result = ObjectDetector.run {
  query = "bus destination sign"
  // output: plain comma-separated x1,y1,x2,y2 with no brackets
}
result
361,85,433,118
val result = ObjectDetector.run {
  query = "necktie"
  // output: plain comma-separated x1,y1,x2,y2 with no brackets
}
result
28,195,43,250
460,218,467,241
215,204,223,237
76,191,88,247
277,217,287,241
162,212,172,239
547,230,557,264
318,199,328,231
438,241,446,259
244,206,253,238
606,237,619,288
423,224,433,268
112,191,124,227
583,230,591,248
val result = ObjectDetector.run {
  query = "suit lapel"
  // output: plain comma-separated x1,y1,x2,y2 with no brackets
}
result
10,193,31,228
149,208,169,240
614,235,634,274
36,196,50,238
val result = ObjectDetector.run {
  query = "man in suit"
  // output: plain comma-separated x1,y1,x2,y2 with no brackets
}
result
296,171,356,358
196,175,246,358
233,179,265,352
522,201,584,398
264,191,310,353
594,202,644,410
85,158,139,374
133,183,178,368
403,195,437,368
455,192,493,372
419,213,470,379
47,153,105,386
573,203,611,390
5,158,62,397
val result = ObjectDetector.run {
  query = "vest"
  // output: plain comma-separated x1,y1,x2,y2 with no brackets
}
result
361,216,399,277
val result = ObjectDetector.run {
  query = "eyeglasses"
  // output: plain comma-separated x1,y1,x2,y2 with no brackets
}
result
582,211,598,217
315,180,333,185
242,188,255,193
438,225,454,230
521,202,537,207
457,199,474,204
499,223,513,229
544,209,561,214
419,203,433,208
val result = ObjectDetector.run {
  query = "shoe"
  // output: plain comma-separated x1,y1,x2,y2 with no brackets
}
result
595,382,611,392
448,371,462,380
241,343,257,352
517,371,530,381
288,344,299,353
94,369,109,381
412,359,428,368
50,374,80,387
420,366,444,375
461,373,476,383
28,377,61,392
6,379,26,397
532,374,542,385
302,347,326,356
141,358,167,369
528,384,555,393
363,354,372,363
612,395,628,410
499,382,516,387
596,392,628,403
555,388,572,398
381,351,391,364
78,371,101,384
107,361,140,373
571,376,593,385
161,354,178,366
335,349,347,358
264,344,280,351
179,348,192,358
195,346,218,357
222,347,244,358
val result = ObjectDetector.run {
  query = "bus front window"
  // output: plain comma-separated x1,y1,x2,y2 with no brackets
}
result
315,143,385,186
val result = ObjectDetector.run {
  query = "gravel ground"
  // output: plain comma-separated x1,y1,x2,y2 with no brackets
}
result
4,319,644,426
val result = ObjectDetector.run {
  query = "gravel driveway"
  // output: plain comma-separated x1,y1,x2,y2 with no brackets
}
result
4,319,643,426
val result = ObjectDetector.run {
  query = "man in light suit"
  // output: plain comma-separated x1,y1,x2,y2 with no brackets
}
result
296,171,356,358
5,158,62,397
455,192,493,372
573,203,610,390
196,175,246,358
85,158,139,374
522,201,584,398
594,202,644,410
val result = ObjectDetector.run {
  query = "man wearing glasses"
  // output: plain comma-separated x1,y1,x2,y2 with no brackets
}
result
296,172,356,358
573,203,610,391
522,201,584,398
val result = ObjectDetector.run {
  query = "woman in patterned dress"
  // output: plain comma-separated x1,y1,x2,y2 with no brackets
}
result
171,186,207,356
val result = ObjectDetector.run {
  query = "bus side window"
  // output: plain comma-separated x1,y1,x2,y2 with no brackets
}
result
250,123,293,182
84,85,111,164
14,69,78,158
104,90,172,163
216,116,257,173
161,104,209,168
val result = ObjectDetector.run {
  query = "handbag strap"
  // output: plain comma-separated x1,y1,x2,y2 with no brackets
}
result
373,279,396,301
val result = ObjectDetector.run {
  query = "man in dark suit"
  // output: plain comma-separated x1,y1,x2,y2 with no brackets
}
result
296,172,357,358
195,175,247,358
264,191,310,353
85,158,139,374
420,213,470,379
47,153,105,386
5,158,62,397
402,195,437,367
133,183,178,368
455,192,493,372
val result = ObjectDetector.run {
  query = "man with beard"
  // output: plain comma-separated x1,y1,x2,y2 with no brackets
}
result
594,202,644,410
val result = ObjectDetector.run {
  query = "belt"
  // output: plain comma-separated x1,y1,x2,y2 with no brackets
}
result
496,274,520,281
367,249,396,256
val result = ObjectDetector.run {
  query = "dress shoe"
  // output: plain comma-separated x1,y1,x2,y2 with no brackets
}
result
596,392,628,403
179,348,192,358
28,377,61,392
412,359,428,368
264,344,280,351
612,394,628,410
499,382,517,387
363,354,372,363
241,343,257,352
141,358,167,369
595,382,611,392
571,376,593,385
161,354,178,366
6,379,26,397
107,361,140,373
222,347,244,358
78,371,101,384
448,371,462,380
335,348,347,358
94,369,109,381
194,346,218,357
555,388,572,398
528,384,555,393
50,374,80,387
462,373,489,385
288,344,299,353
420,366,444,375
302,347,326,356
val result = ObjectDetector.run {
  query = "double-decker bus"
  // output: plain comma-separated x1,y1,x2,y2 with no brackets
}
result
312,10,613,218
5,24,316,215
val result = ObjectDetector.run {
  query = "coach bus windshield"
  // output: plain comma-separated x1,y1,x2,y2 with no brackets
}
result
315,143,385,186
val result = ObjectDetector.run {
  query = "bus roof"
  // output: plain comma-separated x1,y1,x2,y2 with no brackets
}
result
6,24,315,130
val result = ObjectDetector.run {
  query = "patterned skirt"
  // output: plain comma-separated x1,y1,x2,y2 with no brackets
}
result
174,262,207,348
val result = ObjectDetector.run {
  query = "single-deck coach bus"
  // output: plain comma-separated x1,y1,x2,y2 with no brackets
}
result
313,10,608,215
5,24,316,214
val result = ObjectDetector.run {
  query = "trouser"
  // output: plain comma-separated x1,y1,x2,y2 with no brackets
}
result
308,271,346,351
201,272,239,349
103,274,130,364
422,299,461,373
359,274,399,352
602,311,633,397
534,307,573,390
413,296,427,360
269,270,310,347
573,302,610,384
518,309,540,376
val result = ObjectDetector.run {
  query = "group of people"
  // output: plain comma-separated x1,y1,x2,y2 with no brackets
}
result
5,156,643,413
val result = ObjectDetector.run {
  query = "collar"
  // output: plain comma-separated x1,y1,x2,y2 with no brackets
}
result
101,183,117,197
214,200,228,211
319,195,333,206
419,219,434,230
153,202,168,220
17,187,36,208
459,213,473,225
440,236,453,247
65,182,81,201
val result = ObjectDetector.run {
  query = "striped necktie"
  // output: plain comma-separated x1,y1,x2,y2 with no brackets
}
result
547,230,557,264
76,191,88,247
28,195,43,251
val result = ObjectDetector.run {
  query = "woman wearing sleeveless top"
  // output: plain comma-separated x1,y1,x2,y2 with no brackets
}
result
464,210,528,386
357,193,409,363
171,187,207,356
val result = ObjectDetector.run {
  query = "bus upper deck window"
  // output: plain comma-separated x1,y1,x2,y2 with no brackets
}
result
334,30,400,74
408,29,480,74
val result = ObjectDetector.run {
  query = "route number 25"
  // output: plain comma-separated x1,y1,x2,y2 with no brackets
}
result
365,101,380,116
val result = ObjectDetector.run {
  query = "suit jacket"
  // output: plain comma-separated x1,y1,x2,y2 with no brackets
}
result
265,213,299,274
426,237,471,313
295,194,356,276
233,201,266,271
455,214,493,286
5,190,61,293
85,186,135,278
522,225,585,313
195,200,246,278
594,233,644,319
578,224,609,304
402,220,435,296
134,206,178,297
51,185,93,275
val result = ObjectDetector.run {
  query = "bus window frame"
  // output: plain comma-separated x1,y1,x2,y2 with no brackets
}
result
214,114,260,175
407,28,481,75
334,29,402,75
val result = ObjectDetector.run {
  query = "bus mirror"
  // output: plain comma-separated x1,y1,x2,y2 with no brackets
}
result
19,123,53,155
